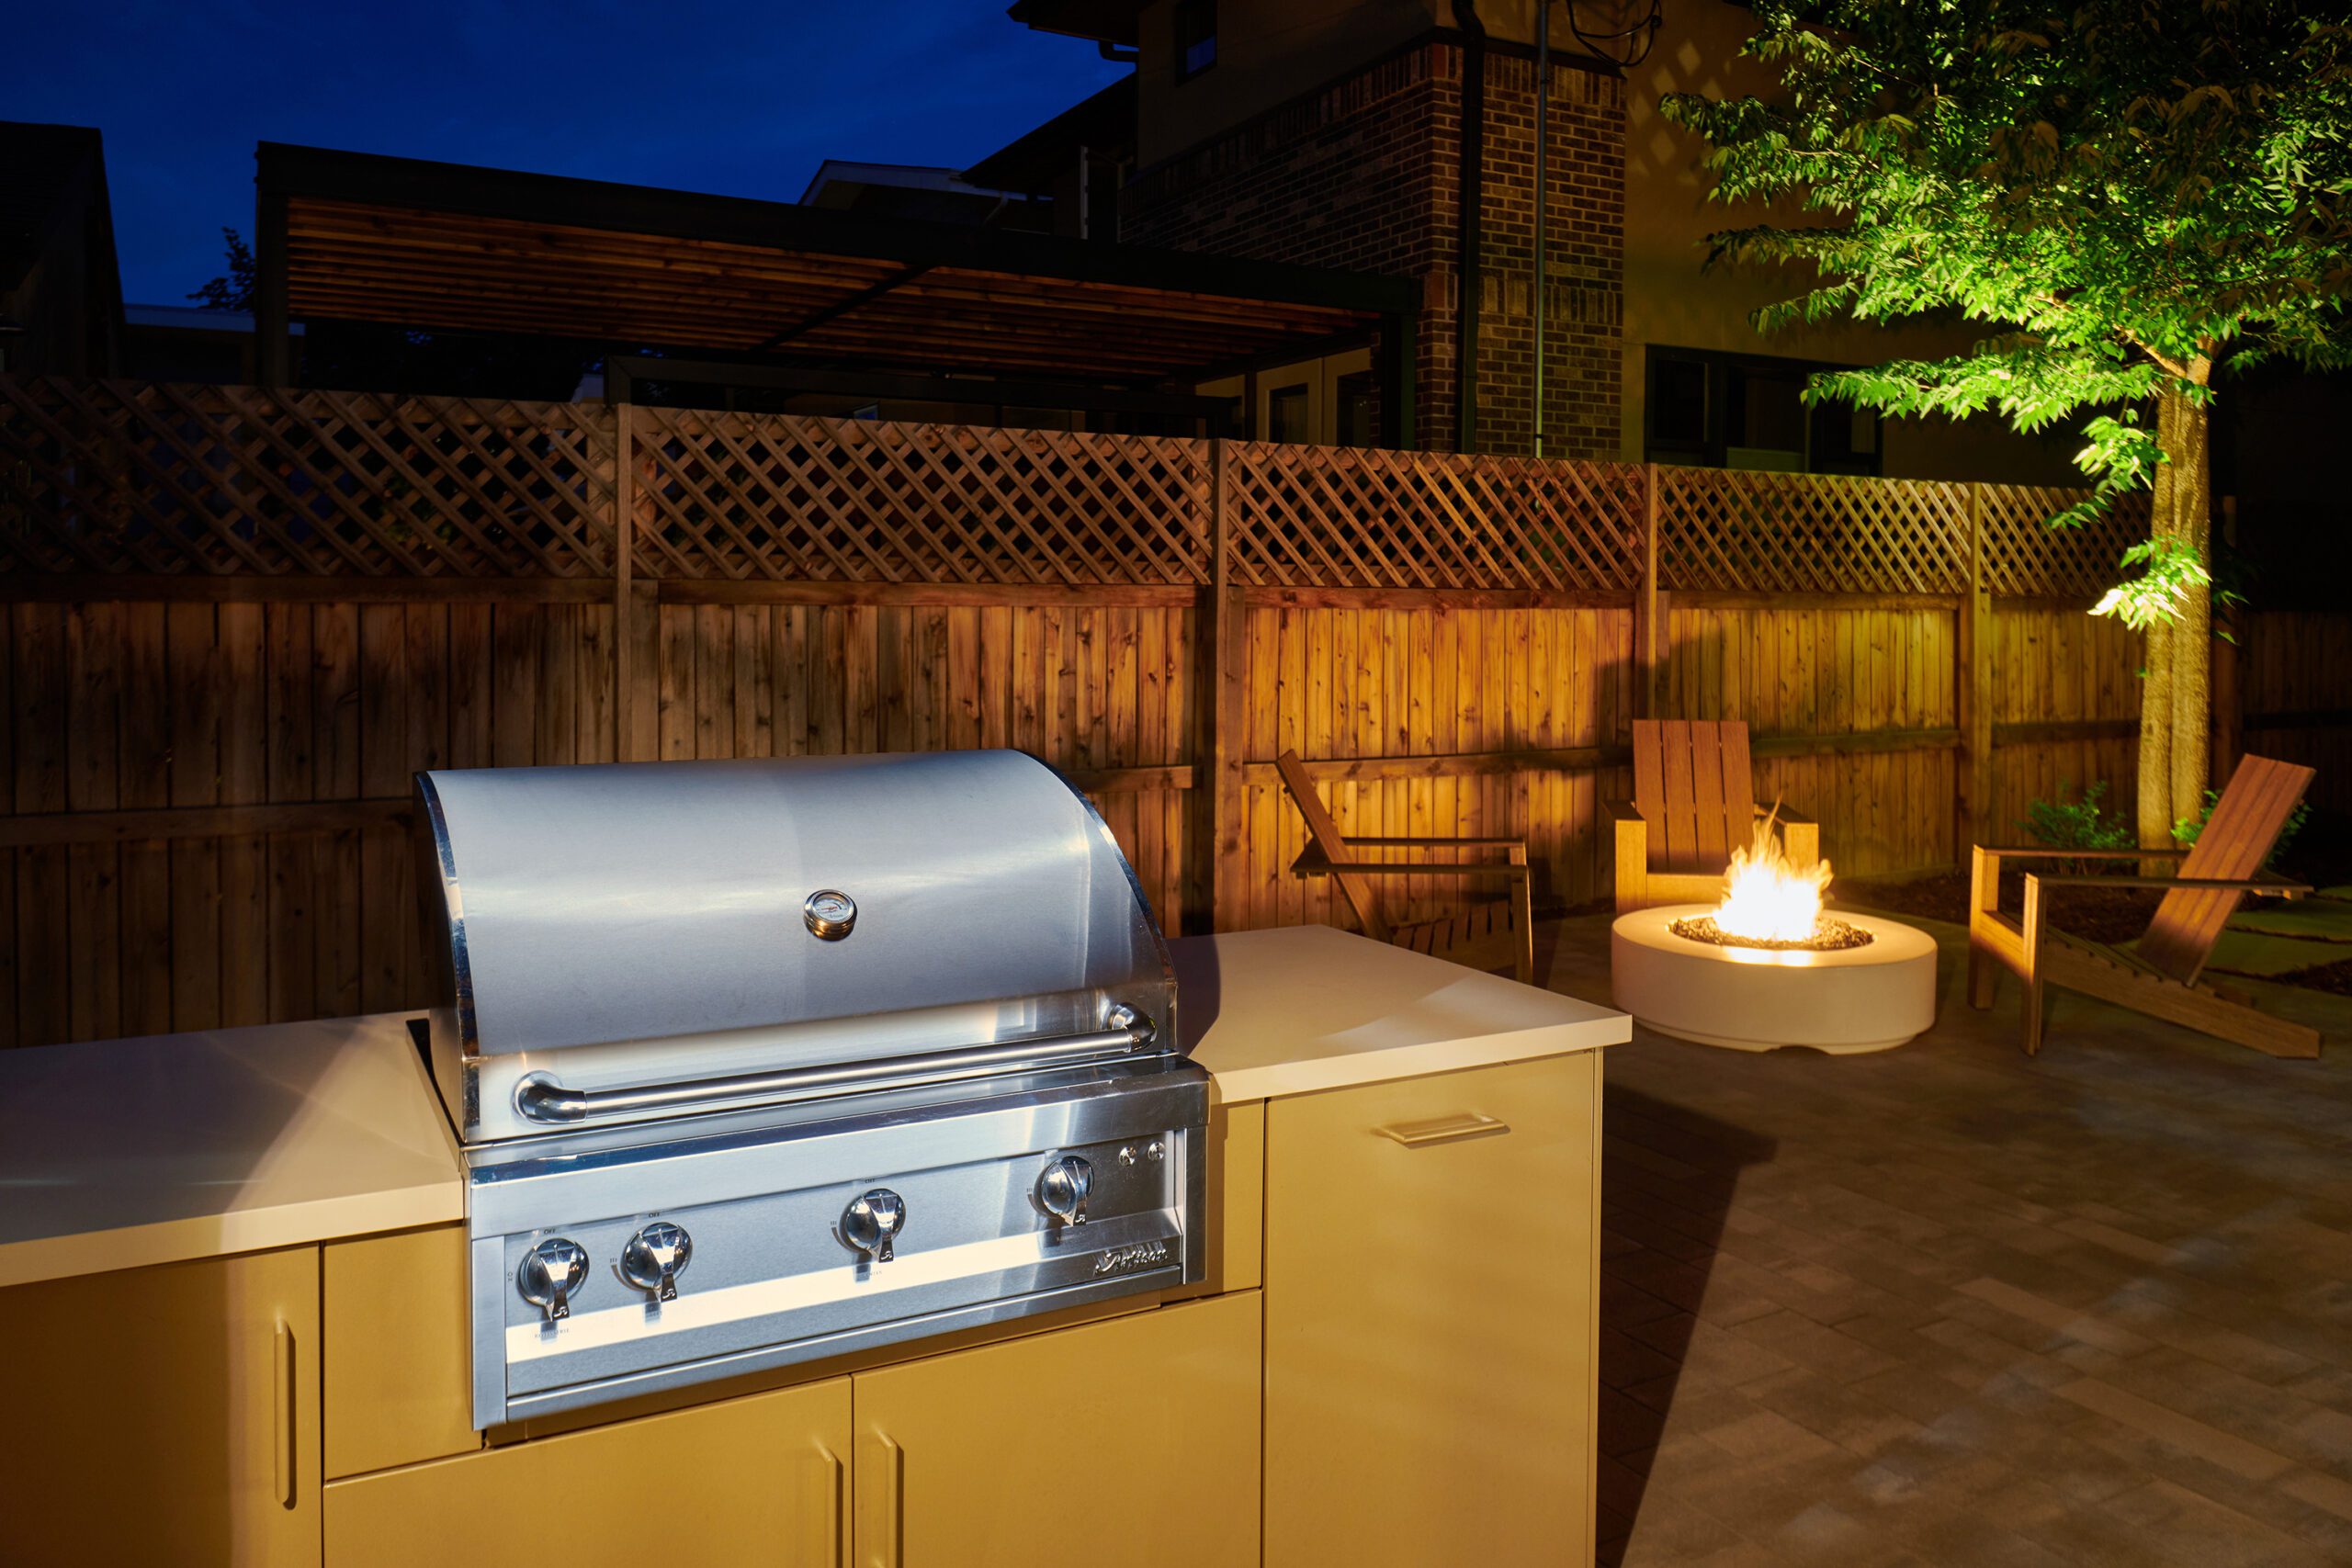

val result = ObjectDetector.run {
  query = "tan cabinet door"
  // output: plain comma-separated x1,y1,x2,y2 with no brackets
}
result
324,1376,851,1567
0,1245,322,1566
1265,1054,1601,1568
852,1292,1261,1568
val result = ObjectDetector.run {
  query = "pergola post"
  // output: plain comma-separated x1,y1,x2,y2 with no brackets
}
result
254,184,291,389
1379,310,1416,450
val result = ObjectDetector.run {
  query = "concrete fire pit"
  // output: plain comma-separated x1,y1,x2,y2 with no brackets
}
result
1610,904,1938,1054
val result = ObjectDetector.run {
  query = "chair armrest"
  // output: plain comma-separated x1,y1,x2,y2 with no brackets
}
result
1607,800,1647,824
1756,803,1815,827
1342,835,1524,851
2024,871,2309,897
1976,845,2190,859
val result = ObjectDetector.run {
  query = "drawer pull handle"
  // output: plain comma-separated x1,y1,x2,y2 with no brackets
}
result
272,1319,296,1510
1376,1113,1510,1148
861,1428,904,1568
808,1442,845,1566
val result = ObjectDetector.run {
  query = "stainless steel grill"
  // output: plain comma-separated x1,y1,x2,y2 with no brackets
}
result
413,751,1204,1429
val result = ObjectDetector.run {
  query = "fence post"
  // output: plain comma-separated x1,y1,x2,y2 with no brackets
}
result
1956,481,1994,859
1637,461,1660,718
1199,440,1248,934
2211,493,2242,785
613,401,635,762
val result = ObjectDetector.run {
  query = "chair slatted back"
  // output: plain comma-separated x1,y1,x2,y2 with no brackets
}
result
2138,754,2315,982
1273,750,1389,942
1632,720,1758,874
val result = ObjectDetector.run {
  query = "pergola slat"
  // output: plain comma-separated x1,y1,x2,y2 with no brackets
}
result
258,144,1413,412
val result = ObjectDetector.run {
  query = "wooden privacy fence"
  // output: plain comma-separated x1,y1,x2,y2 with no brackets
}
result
0,375,2335,1050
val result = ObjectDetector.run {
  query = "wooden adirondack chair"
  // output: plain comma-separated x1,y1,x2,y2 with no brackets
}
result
1967,753,2321,1058
1608,720,1817,913
1274,750,1534,983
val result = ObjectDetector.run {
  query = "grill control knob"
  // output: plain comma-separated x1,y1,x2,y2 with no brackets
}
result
619,1221,693,1303
1037,1156,1092,1227
842,1189,906,1263
518,1236,590,1325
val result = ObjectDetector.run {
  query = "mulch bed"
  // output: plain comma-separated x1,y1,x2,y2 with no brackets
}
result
2290,959,2352,998
1834,866,2165,947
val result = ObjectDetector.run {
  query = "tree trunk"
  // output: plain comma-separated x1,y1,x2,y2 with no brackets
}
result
2135,364,2213,852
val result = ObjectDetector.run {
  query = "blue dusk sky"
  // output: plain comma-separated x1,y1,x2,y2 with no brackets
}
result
4,2,1126,304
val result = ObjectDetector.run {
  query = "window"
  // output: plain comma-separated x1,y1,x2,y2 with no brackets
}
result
1268,383,1312,444
1644,345,1881,476
1174,0,1217,81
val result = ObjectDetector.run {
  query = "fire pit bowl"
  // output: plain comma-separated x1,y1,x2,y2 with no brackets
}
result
1611,903,1938,1054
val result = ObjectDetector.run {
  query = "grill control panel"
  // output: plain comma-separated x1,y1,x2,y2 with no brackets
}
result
471,1065,1208,1429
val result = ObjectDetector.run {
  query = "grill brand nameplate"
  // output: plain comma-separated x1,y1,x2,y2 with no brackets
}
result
1092,1240,1170,1277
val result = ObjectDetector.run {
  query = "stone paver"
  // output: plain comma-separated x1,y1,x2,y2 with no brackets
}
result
1544,909,2352,1567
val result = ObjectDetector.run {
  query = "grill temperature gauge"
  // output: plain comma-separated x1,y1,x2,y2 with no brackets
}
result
803,889,857,940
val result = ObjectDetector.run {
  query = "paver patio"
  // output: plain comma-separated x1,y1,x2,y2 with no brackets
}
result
1543,908,2352,1567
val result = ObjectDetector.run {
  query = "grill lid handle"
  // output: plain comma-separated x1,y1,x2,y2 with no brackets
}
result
514,1012,1158,1126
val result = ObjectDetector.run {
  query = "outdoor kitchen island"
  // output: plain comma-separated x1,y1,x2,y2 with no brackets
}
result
0,924,1623,1568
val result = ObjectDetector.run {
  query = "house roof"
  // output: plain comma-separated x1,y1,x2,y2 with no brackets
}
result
1004,0,1145,49
963,79,1136,195
257,142,1405,387
124,303,303,336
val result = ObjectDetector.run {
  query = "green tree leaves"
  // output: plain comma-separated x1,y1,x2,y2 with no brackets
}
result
1659,2,2352,570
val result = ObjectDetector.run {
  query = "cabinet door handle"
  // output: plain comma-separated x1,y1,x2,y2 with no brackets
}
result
860,1429,903,1568
1376,1112,1510,1148
272,1319,296,1510
809,1443,845,1567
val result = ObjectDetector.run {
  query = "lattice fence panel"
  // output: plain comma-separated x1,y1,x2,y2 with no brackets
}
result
1657,468,1969,594
631,412,1212,584
1979,483,2150,598
0,378,615,577
1227,443,1645,591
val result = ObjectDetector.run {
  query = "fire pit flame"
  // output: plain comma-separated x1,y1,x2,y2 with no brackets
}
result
1715,811,1832,944
1668,809,1873,953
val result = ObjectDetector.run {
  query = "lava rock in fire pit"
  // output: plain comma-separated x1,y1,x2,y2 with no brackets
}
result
1667,914,1875,953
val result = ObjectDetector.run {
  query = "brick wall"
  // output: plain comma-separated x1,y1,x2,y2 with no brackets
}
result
1476,54,1623,460
1124,39,1624,457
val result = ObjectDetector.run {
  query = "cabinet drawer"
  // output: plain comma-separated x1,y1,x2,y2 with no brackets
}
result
1265,1053,1601,1568
324,1376,850,1567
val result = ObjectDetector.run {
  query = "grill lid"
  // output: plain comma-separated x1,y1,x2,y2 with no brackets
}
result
415,751,1169,1059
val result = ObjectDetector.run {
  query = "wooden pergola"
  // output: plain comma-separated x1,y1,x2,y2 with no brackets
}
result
254,143,1416,439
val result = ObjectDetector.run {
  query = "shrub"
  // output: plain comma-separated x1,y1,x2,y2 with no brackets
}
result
2173,789,2308,868
2019,781,2136,870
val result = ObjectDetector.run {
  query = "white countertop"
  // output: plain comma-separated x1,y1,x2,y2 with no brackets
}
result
0,926,1623,1290
0,1013,463,1289
1175,926,1626,1102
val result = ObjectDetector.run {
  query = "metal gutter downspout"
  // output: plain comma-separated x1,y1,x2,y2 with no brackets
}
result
1535,1,1549,458
1451,0,1486,455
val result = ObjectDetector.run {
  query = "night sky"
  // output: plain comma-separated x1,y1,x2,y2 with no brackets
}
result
6,2,1126,305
